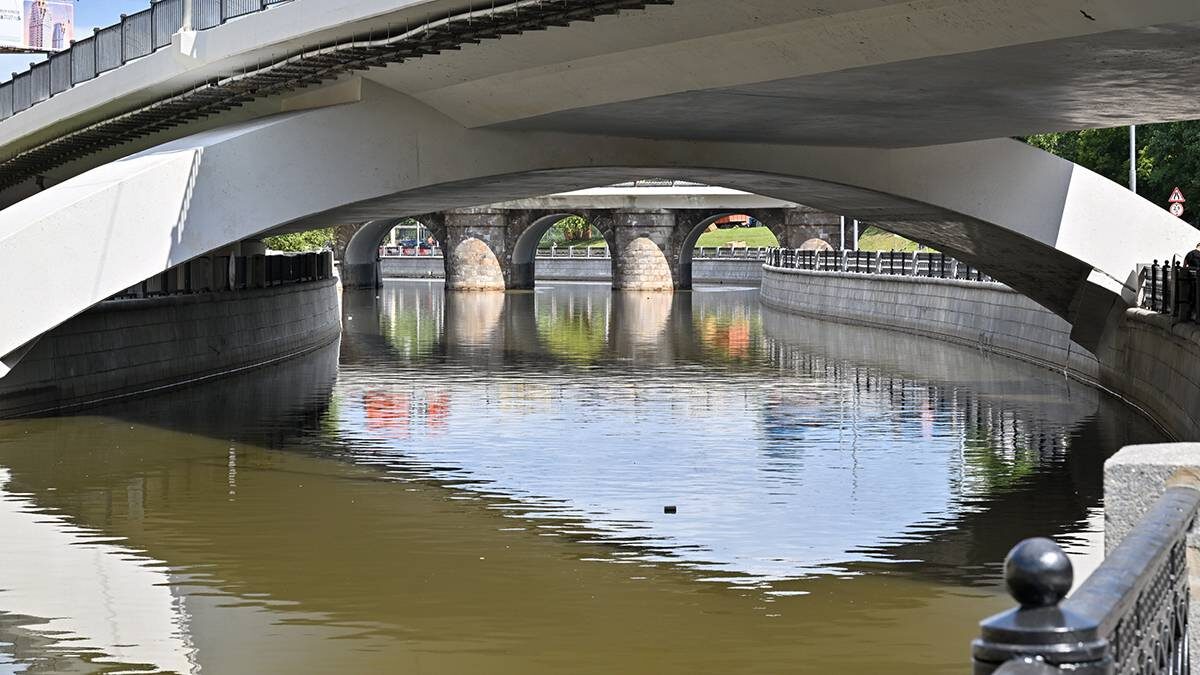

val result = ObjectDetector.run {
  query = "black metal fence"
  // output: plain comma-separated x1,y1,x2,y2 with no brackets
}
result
1141,260,1200,323
0,0,292,120
766,248,993,282
110,251,333,300
973,484,1199,674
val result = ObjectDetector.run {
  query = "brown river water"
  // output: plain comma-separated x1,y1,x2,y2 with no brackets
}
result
0,281,1165,674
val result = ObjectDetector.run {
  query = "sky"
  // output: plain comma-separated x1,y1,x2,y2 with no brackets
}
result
0,0,148,76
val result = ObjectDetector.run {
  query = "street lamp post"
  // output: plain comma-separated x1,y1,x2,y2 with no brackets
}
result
1129,124,1137,193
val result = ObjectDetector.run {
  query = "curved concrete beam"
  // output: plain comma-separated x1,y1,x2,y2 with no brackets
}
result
1,84,1194,362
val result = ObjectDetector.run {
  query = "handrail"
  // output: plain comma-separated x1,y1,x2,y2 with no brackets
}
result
764,248,994,283
1,0,291,123
0,0,674,191
109,251,333,299
972,483,1200,674
1139,259,1200,323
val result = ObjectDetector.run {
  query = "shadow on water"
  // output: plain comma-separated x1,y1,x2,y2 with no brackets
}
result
0,280,1167,674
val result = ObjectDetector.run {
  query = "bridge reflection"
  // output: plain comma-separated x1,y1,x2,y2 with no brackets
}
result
0,281,1165,674
334,281,1160,584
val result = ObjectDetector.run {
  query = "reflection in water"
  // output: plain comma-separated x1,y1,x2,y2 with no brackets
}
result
0,281,1166,674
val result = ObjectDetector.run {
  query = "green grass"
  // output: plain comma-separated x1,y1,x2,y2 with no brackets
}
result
856,226,927,253
695,226,779,248
538,236,608,249
530,225,926,252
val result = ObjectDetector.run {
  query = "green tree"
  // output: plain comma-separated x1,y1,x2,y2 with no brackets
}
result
1025,122,1200,227
538,216,602,247
264,228,335,252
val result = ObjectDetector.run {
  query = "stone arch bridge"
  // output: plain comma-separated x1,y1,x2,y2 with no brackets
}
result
340,185,843,291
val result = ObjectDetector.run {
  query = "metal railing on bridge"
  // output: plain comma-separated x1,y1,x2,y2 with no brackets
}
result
1,0,293,120
380,245,774,260
766,248,994,282
109,251,333,300
972,481,1198,674
1140,260,1200,324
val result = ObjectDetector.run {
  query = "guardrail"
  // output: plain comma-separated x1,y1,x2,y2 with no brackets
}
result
766,248,994,282
693,246,771,260
1,0,292,121
380,245,774,260
109,251,333,299
381,246,442,258
1140,260,1200,323
972,482,1199,674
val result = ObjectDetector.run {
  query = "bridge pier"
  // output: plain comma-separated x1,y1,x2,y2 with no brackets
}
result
341,261,379,290
777,207,843,250
442,209,510,292
612,210,677,292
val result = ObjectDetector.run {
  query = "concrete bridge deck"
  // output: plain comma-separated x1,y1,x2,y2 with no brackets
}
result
2,0,1200,374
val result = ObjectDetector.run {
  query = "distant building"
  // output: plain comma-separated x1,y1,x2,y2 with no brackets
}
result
26,0,51,49
51,22,65,50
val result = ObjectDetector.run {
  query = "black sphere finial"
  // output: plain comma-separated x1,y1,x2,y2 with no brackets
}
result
1004,538,1073,608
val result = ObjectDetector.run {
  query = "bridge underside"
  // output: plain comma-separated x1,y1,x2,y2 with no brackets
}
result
1,81,1196,369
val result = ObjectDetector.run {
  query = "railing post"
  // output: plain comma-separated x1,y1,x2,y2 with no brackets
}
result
972,539,1111,674
1192,268,1199,322
119,15,127,65
1150,261,1159,312
1171,262,1180,318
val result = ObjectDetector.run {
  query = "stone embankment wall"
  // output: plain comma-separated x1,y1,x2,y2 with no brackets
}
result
0,280,341,417
760,266,1101,379
1097,311,1200,440
380,257,764,285
761,266,1200,440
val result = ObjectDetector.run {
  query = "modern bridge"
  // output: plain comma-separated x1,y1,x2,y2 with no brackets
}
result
2,0,1200,372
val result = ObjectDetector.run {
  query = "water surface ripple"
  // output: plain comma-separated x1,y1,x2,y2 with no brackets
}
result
0,281,1164,674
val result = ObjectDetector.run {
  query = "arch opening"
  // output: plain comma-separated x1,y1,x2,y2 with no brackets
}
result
343,217,442,289
512,213,610,289
678,212,780,290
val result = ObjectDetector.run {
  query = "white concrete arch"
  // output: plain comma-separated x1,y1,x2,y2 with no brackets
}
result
1,82,1195,366
342,218,405,289
342,216,444,288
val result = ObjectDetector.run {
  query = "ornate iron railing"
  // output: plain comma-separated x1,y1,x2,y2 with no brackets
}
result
765,248,993,282
973,484,1199,674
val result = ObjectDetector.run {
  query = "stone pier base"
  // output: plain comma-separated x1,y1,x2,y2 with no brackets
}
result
612,211,676,291
443,210,509,292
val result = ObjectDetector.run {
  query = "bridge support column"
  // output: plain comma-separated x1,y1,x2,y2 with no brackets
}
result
443,209,510,292
779,207,843,250
612,210,676,291
340,260,379,289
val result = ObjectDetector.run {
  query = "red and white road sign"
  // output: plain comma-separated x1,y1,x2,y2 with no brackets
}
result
1169,187,1186,203
1170,202,1185,218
